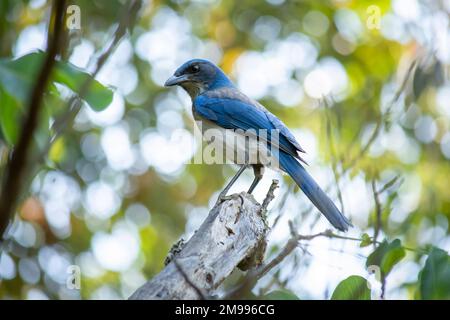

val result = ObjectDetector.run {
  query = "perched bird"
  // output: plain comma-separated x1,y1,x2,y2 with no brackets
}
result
165,59,352,232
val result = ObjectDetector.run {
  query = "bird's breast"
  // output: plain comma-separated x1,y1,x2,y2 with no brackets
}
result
192,111,280,169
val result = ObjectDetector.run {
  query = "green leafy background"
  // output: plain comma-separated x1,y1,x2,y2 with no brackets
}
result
0,0,449,300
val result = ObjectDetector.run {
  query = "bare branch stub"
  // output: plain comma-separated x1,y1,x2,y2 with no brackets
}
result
261,179,279,213
129,192,271,300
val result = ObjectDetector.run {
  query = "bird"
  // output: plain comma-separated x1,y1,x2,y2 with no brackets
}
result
165,59,352,232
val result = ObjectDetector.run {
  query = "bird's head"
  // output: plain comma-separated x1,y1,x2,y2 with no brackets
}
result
164,59,233,98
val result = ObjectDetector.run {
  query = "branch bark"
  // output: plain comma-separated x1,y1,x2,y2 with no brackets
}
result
129,190,273,300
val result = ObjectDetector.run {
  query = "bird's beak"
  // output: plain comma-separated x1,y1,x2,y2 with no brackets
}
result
164,74,189,87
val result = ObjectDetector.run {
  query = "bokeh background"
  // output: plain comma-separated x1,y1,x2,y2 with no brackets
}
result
0,0,449,299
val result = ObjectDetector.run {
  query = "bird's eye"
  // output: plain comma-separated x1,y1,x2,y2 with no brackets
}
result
189,64,200,73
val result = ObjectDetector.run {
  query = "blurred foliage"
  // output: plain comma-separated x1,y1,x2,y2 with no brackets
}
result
262,289,300,300
419,247,450,299
0,0,449,300
366,239,405,276
0,52,112,144
331,275,371,300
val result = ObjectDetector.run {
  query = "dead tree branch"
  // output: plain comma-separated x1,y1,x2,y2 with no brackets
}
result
129,181,280,300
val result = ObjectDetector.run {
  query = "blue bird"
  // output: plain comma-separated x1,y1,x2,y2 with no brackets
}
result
165,59,352,232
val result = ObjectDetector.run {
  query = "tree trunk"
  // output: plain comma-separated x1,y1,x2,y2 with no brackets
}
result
129,191,271,300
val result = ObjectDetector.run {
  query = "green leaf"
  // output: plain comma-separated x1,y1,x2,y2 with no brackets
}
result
360,233,372,247
34,99,52,152
53,60,113,111
0,51,113,111
262,289,300,300
382,243,406,275
0,88,22,144
419,247,450,299
366,239,405,275
331,275,371,300
0,52,43,102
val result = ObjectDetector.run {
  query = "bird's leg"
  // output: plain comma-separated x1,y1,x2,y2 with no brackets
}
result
248,165,264,194
216,136,252,206
215,164,249,206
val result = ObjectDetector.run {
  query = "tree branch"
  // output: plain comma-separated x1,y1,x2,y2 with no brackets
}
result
0,0,143,239
0,0,66,237
129,184,278,300
36,0,142,163
173,258,207,300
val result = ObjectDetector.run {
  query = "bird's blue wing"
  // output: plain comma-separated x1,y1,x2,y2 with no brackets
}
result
264,112,305,153
194,93,304,159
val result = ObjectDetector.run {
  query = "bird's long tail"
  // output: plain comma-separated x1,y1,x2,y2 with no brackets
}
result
279,153,352,232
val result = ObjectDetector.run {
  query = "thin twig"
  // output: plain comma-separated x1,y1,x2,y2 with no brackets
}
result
261,179,279,213
343,59,417,172
371,175,402,300
38,0,142,162
270,183,293,229
371,179,382,245
376,175,401,195
225,225,423,299
372,175,402,246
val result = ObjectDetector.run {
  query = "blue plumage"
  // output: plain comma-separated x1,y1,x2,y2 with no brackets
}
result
279,153,352,231
165,59,352,232
195,90,306,163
